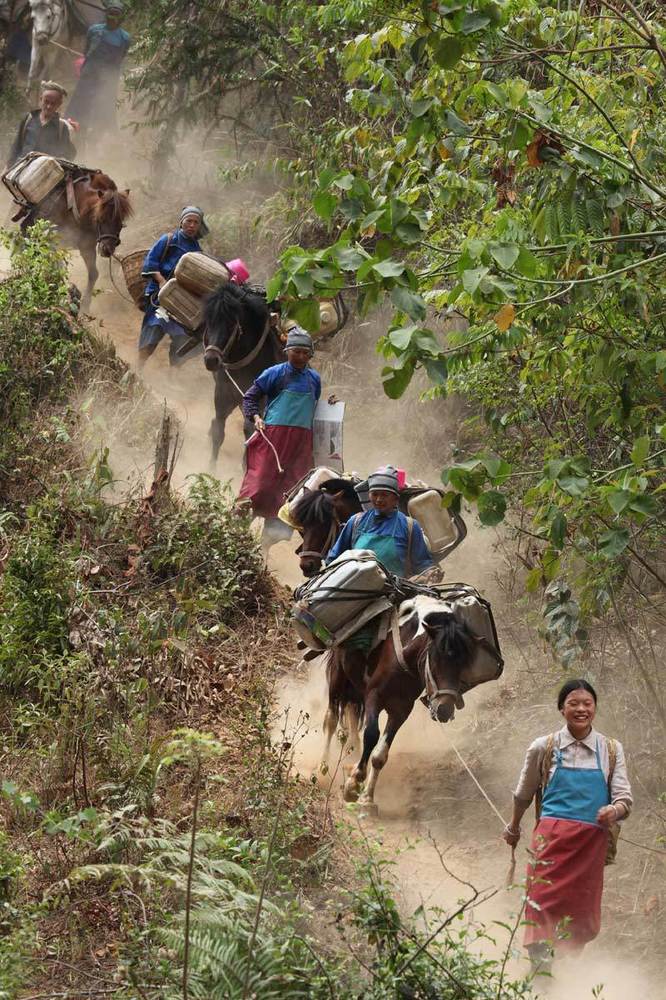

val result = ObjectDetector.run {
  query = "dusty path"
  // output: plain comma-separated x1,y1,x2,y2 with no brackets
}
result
1,174,661,999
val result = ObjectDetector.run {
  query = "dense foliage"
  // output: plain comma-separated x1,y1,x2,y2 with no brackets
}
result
129,1,666,628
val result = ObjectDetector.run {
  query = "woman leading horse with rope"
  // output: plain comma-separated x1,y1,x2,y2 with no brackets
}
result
237,327,337,554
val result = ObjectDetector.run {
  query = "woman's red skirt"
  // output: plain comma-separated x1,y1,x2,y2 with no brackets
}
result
238,425,313,519
524,817,607,951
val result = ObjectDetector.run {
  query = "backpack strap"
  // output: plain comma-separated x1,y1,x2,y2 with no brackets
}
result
605,736,617,789
534,733,556,822
159,232,173,265
405,515,414,577
19,112,31,149
350,512,365,546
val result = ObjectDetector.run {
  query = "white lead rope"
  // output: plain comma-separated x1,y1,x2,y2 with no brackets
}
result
448,740,516,886
224,368,285,475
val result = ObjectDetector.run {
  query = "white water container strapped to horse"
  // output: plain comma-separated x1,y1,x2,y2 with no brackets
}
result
398,584,503,692
2,153,65,205
292,550,394,651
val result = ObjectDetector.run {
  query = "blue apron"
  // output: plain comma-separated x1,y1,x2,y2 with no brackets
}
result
541,739,610,827
354,516,405,577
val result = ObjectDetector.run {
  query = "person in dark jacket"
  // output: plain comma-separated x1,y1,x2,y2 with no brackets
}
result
66,0,130,138
7,81,76,167
138,206,209,367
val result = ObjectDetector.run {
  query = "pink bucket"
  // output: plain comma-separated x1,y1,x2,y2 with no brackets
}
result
226,258,250,284
74,55,85,77
396,468,407,489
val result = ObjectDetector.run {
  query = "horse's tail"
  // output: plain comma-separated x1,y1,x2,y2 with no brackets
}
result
326,650,365,727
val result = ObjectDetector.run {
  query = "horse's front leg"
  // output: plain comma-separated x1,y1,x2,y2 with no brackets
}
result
357,700,413,817
80,241,98,313
26,36,43,97
209,372,237,467
344,691,380,803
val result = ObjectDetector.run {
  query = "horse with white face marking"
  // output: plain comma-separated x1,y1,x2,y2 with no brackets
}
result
326,594,502,814
27,0,69,94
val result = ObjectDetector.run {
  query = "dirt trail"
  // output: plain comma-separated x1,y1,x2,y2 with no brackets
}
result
1,156,661,998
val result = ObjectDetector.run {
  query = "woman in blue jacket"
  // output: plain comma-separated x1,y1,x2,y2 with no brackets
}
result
138,206,208,367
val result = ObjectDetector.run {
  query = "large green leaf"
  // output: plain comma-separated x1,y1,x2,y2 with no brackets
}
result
382,360,415,399
598,529,630,559
313,190,337,221
391,285,427,321
477,490,507,526
373,259,406,279
434,36,463,69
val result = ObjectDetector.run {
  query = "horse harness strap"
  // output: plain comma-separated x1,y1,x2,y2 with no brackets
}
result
422,650,464,709
65,175,80,223
390,608,409,671
224,317,272,370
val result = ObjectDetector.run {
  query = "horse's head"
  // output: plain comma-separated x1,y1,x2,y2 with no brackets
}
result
292,482,363,577
202,285,268,372
291,488,337,578
86,173,132,257
30,0,57,44
421,610,476,723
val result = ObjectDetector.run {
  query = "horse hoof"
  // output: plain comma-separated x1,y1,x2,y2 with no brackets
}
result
343,778,360,802
358,799,379,819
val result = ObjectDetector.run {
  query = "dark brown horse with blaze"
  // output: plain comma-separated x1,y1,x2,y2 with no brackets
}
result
323,596,501,814
25,170,132,309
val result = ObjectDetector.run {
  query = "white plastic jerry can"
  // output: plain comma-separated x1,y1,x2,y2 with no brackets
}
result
407,490,457,553
288,467,339,518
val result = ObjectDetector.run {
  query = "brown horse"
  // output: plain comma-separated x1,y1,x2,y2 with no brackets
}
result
323,595,501,814
24,170,132,309
291,481,362,577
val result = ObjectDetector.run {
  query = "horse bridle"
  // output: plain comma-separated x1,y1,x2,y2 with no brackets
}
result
391,614,463,718
298,514,339,566
96,228,121,251
421,649,464,720
203,316,272,371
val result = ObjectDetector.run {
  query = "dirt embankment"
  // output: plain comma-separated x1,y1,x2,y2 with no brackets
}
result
2,123,663,998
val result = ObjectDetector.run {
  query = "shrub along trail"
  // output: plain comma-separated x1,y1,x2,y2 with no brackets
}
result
0,227,555,999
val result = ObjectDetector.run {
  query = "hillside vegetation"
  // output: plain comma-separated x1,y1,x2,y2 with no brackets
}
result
0,230,543,998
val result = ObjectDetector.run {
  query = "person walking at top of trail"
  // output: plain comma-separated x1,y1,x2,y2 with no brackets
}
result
326,466,433,578
502,678,633,976
66,0,131,139
138,205,209,367
238,327,324,552
7,80,76,167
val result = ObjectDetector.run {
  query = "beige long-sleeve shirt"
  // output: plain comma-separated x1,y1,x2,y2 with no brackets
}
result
513,726,633,817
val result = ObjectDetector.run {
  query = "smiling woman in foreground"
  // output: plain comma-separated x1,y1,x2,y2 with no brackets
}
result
503,678,633,973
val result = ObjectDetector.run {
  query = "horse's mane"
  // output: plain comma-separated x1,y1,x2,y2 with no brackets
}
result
292,488,335,528
84,172,133,225
204,283,268,341
425,611,476,668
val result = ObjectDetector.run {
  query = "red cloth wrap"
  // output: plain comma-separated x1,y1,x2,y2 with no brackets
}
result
238,425,313,519
524,817,606,951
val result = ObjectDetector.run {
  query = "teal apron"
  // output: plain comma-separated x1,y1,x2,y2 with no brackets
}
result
541,739,610,826
265,380,316,429
354,515,406,577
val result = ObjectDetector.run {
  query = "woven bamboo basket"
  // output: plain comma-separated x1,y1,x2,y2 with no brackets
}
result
120,249,148,309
